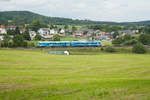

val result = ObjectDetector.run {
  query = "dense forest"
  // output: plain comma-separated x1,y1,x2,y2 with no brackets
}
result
0,11,150,25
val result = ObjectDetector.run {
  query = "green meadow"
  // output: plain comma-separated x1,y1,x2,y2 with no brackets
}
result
0,49,150,100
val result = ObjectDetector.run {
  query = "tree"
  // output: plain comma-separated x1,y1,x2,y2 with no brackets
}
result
113,32,119,38
112,37,124,46
7,29,15,35
2,34,11,47
132,43,146,54
139,34,150,45
29,20,47,32
14,27,20,34
29,20,41,32
123,34,132,41
52,34,60,41
13,35,27,47
64,25,69,29
105,46,116,53
72,26,77,33
123,39,138,46
23,29,31,41
143,26,150,34
50,25,54,29
35,34,42,41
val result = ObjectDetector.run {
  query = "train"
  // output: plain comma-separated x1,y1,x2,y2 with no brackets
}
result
37,41,101,47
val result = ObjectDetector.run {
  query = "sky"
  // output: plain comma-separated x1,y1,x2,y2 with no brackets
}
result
0,0,150,22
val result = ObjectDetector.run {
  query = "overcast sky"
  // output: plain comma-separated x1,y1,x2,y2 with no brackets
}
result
0,0,150,22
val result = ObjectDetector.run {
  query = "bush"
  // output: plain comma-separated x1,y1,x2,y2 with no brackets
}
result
8,42,14,48
112,37,124,46
27,42,35,47
132,43,146,54
101,47,104,51
52,34,61,41
13,35,25,47
139,34,150,45
105,46,115,53
123,39,138,46
35,34,42,41
123,34,132,41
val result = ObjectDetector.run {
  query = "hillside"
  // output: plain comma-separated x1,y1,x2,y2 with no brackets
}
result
0,11,150,25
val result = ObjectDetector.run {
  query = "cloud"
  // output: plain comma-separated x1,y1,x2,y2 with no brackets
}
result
0,0,11,1
0,0,150,22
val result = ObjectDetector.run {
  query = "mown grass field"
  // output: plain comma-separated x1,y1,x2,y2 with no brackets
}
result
61,37,88,41
0,49,150,100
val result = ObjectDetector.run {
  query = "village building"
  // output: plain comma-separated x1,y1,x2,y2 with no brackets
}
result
50,29,58,35
74,30,84,37
0,36,4,41
29,31,37,40
38,28,50,36
118,30,138,36
0,25,7,34
60,29,65,34
6,25,16,30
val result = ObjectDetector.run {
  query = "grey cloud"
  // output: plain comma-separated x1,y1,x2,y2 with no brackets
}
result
0,0,11,1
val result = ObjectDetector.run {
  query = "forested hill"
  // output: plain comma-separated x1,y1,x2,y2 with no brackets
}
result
0,11,117,25
0,11,150,25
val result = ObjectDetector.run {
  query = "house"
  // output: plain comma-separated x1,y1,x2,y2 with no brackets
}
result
6,25,16,30
29,31,36,40
0,36,4,41
0,25,7,34
86,29,95,37
38,28,50,36
74,30,84,37
60,29,65,34
50,29,58,35
42,35,53,40
119,30,136,36
20,28,26,34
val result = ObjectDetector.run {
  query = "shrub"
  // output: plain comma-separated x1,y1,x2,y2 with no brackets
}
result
123,39,138,46
35,34,42,41
112,37,124,46
52,34,60,41
132,43,146,54
139,34,150,45
123,34,132,41
8,42,14,48
13,35,25,47
27,42,35,47
101,47,104,51
105,46,115,53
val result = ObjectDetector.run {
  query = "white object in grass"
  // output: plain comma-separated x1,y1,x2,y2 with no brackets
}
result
64,51,69,55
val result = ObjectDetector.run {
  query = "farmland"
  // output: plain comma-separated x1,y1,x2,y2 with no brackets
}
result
0,49,150,100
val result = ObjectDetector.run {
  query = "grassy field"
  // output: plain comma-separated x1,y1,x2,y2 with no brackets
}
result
61,37,88,41
0,49,150,100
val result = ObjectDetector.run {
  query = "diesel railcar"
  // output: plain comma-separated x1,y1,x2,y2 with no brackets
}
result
37,41,101,47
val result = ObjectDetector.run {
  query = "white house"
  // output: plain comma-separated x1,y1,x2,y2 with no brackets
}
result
60,29,65,34
0,36,4,41
38,28,50,36
50,29,58,35
29,31,36,40
0,25,7,34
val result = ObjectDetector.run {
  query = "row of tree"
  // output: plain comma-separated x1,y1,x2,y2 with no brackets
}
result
112,33,150,46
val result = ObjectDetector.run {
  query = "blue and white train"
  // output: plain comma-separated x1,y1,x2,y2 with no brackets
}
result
37,41,101,47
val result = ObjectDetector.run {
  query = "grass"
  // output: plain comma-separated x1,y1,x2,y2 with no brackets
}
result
61,37,87,41
0,49,150,100
101,41,112,46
